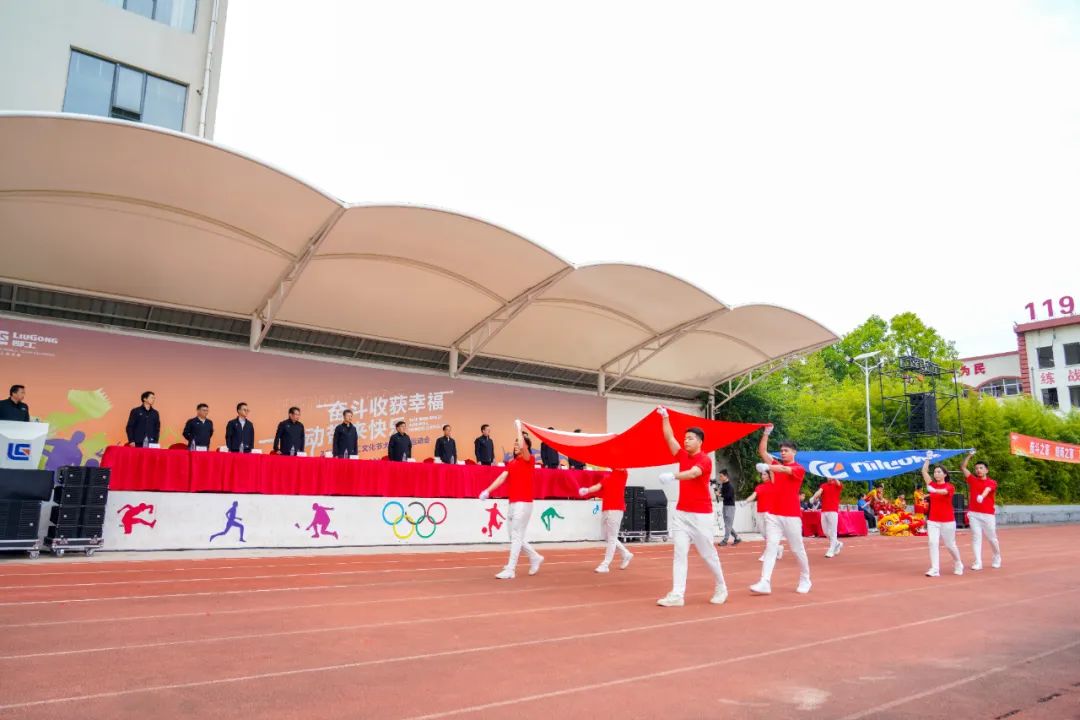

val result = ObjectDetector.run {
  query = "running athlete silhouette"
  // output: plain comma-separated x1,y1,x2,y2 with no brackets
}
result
209,501,246,542
117,503,156,535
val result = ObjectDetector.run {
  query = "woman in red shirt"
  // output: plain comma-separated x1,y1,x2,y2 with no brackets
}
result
745,465,784,563
578,468,633,573
479,420,544,580
921,451,964,577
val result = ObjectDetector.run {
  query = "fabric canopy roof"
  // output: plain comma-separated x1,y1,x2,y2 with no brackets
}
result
0,113,838,393
523,408,765,468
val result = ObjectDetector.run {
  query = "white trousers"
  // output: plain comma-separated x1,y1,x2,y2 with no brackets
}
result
601,510,631,566
505,502,541,570
671,510,726,596
967,511,1000,565
761,514,809,583
927,520,961,571
757,511,785,560
821,511,839,549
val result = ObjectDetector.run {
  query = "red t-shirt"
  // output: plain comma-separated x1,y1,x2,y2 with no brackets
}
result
966,475,997,514
601,469,628,511
769,461,806,517
820,480,842,513
928,482,955,522
675,449,713,513
754,482,774,514
506,455,534,503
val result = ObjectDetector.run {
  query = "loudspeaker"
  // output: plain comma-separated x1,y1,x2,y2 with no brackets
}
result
83,487,108,507
647,506,667,534
87,467,111,487
47,522,81,540
80,507,106,529
0,500,41,540
57,466,87,487
54,484,85,505
644,489,668,508
50,505,80,526
907,392,939,434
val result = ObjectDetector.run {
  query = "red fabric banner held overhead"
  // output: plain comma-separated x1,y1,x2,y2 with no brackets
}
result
523,408,765,469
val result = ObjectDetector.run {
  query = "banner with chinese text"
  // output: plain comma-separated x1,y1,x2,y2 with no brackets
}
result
1009,433,1080,464
0,317,605,468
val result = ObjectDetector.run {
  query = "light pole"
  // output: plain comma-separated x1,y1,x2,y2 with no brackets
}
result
850,351,884,451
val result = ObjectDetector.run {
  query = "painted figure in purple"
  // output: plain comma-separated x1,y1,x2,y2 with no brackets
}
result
209,501,246,543
306,503,338,539
481,503,505,536
43,431,89,471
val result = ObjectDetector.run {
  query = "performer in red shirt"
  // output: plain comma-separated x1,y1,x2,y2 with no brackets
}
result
921,451,963,577
654,407,728,607
745,465,784,563
751,425,811,595
809,476,844,558
479,420,544,579
961,450,1001,570
579,468,633,573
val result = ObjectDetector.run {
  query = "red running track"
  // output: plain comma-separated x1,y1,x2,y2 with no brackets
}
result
0,526,1078,719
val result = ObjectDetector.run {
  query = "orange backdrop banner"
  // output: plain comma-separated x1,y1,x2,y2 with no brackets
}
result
1009,432,1080,464
0,317,604,470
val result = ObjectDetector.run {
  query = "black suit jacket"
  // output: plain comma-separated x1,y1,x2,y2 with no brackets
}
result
474,435,494,465
225,418,255,452
126,406,160,445
182,417,214,448
333,423,359,458
540,443,560,469
434,436,458,463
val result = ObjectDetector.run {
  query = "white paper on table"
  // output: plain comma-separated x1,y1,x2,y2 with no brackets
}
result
433,458,442,464
349,455,359,460
218,446,229,453
148,443,161,449
407,458,416,463
195,446,208,452
297,452,307,457
251,449,263,454
456,461,465,465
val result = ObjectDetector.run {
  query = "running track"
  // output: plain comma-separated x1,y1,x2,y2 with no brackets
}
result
0,525,1078,719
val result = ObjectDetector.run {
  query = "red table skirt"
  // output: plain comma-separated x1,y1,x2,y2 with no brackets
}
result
801,510,869,538
102,446,608,499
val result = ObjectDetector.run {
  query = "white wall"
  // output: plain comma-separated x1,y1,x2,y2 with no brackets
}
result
957,352,1021,388
0,0,227,137
104,491,604,551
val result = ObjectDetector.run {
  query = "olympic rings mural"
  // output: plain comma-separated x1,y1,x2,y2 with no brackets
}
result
381,500,448,539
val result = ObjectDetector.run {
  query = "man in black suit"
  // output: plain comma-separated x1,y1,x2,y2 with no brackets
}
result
540,427,561,469
182,403,214,449
567,429,586,470
332,409,359,458
434,424,458,463
225,402,255,453
0,385,30,422
273,406,305,455
126,391,161,447
474,424,494,465
388,420,412,461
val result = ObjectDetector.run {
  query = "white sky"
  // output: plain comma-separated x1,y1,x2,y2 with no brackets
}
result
214,0,1080,358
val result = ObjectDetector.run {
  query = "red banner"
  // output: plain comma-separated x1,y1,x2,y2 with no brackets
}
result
1009,432,1080,464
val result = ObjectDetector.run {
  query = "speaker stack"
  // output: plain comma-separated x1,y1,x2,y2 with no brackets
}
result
952,491,968,529
907,392,940,434
0,500,42,557
45,466,110,557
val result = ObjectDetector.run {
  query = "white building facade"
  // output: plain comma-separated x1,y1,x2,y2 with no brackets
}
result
0,0,227,138
1017,316,1080,413
958,351,1023,398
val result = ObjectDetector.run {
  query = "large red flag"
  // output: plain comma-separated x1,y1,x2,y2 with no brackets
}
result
522,408,765,469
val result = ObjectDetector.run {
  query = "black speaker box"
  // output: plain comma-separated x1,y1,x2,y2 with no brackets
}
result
57,466,87,487
83,487,109,507
87,467,111,487
0,500,41,540
644,489,668,508
80,507,106,528
907,392,940,434
54,484,85,505
647,506,667,533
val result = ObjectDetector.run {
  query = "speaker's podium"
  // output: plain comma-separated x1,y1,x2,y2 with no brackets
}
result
0,421,52,558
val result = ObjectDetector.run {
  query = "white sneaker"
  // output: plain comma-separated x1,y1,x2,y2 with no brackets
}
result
992,555,1002,569
796,578,812,594
657,592,684,607
495,568,515,580
925,568,940,577
953,562,964,576
825,549,835,558
970,562,983,571
594,564,610,574
833,541,843,556
710,584,729,605
529,555,544,576
749,580,772,595
620,552,633,570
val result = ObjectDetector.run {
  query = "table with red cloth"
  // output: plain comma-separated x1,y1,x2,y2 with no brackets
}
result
800,510,869,538
102,446,609,499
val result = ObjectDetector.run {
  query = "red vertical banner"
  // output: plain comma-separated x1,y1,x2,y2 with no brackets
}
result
1009,433,1080,464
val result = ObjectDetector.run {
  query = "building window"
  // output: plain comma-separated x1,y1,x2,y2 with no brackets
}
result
1037,346,1055,369
1065,342,1080,366
1041,387,1059,408
1070,385,1080,408
979,377,1023,398
103,0,198,32
63,51,187,132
